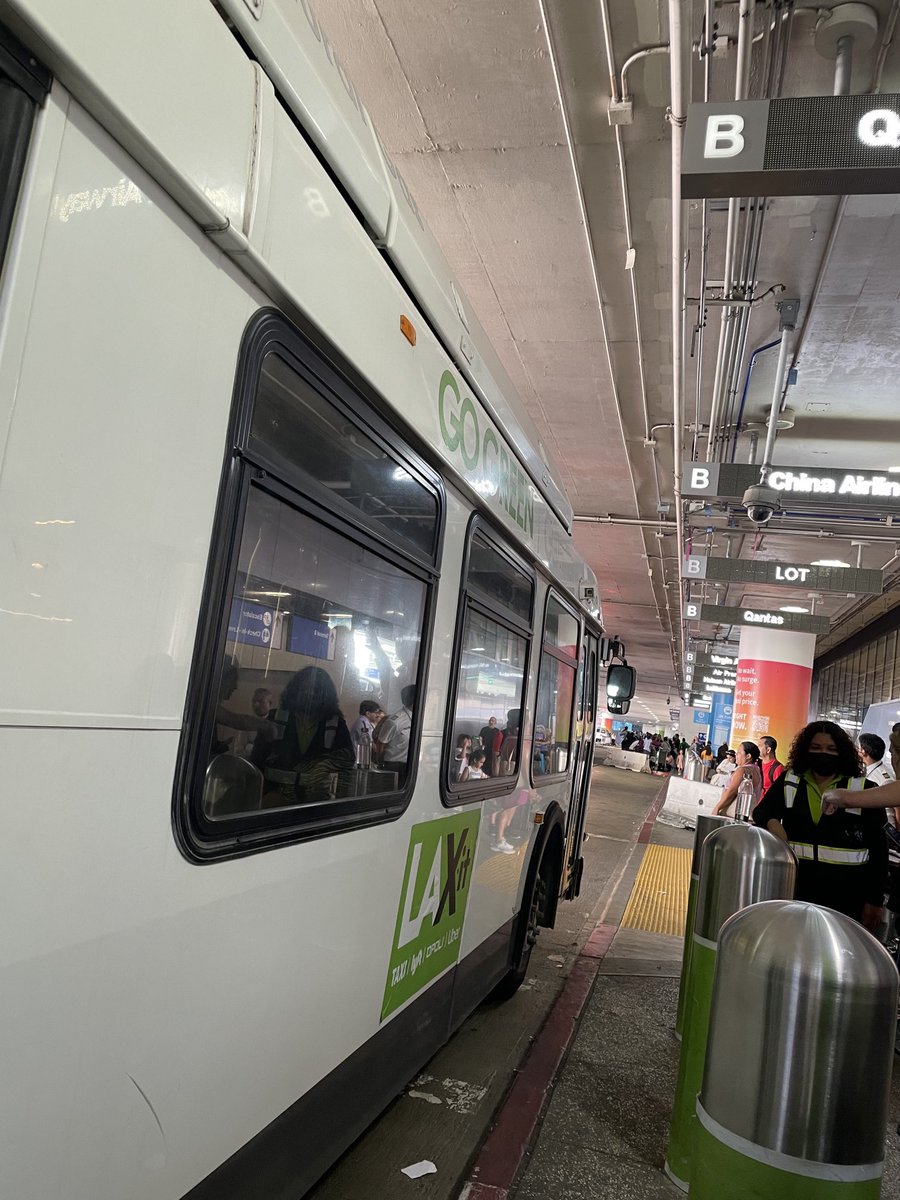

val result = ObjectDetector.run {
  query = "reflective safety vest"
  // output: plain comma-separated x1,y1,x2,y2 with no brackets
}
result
782,773,868,866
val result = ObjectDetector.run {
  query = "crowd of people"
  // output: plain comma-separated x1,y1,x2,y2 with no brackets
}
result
703,721,900,933
608,718,900,934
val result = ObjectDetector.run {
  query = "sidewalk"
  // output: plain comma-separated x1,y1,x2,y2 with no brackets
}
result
472,788,900,1200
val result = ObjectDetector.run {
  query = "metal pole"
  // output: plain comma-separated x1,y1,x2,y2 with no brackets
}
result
834,32,854,94
668,0,687,675
759,329,790,478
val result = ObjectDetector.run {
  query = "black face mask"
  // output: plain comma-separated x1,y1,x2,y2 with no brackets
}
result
809,751,839,776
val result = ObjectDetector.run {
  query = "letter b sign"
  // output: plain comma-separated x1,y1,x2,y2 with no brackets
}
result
704,114,745,158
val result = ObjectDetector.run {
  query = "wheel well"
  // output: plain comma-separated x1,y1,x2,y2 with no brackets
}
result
536,808,565,929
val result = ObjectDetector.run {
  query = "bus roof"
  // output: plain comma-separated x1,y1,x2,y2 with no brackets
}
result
214,0,574,533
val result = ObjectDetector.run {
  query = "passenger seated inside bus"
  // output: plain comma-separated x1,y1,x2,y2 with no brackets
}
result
252,666,354,805
452,733,473,782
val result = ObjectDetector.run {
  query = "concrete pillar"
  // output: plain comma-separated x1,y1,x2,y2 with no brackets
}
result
731,628,815,755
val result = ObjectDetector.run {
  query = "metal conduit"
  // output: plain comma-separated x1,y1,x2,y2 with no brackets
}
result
595,0,681,669
539,0,680,665
668,0,688,675
704,0,754,460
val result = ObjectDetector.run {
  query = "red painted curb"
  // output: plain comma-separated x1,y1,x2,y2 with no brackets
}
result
638,777,671,844
459,920,619,1198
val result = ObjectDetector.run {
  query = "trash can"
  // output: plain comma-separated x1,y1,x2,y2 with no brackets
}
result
693,900,897,1200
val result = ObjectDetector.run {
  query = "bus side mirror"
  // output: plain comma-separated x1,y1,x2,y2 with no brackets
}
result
606,662,636,702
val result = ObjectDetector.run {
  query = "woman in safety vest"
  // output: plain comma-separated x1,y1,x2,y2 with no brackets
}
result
752,720,886,929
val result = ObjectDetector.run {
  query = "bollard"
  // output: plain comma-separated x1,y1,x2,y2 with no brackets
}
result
693,901,898,1200
665,825,796,1193
674,813,731,1041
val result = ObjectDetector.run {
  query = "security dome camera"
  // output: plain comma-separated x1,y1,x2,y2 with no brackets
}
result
741,484,780,527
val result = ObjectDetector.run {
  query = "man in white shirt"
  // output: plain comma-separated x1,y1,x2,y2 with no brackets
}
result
860,732,897,811
349,700,383,766
376,685,416,779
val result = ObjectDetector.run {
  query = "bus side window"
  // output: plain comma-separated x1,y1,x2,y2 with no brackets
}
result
532,594,579,778
445,524,533,795
179,316,441,855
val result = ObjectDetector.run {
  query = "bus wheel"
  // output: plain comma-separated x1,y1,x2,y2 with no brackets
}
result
491,855,550,1001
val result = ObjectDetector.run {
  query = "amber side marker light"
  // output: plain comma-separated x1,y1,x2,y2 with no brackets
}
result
400,315,416,346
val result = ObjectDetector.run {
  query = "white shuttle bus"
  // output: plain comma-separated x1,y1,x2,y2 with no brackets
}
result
0,3,615,1196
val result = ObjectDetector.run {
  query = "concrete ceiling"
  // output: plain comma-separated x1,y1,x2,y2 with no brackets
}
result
309,0,900,726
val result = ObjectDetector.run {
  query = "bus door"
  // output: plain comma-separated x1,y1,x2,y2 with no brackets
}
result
563,633,598,899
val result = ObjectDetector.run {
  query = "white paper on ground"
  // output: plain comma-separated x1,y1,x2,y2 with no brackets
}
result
401,1161,437,1179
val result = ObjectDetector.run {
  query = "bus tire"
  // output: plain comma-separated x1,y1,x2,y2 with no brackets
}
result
491,846,553,1001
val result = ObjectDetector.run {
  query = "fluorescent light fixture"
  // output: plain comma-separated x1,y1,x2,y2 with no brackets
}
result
810,559,850,568
780,605,809,614
246,590,291,598
888,467,900,474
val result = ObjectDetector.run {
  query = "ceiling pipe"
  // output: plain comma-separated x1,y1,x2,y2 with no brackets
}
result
759,327,792,479
620,44,669,99
729,338,781,460
704,0,754,460
598,9,656,449
667,0,689,680
539,0,678,665
573,515,676,528
596,0,679,666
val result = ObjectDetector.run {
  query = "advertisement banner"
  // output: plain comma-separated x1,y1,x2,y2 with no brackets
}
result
382,811,480,1021
710,692,734,749
730,628,815,755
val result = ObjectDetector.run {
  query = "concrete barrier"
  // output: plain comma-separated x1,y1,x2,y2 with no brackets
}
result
593,746,651,773
662,774,722,823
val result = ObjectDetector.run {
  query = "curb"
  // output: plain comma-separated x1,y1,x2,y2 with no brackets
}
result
457,779,668,1198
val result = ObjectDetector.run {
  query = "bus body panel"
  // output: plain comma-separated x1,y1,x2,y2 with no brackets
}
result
1,0,257,233
0,8,605,1197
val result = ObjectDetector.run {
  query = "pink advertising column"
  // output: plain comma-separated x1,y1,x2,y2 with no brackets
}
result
731,627,816,754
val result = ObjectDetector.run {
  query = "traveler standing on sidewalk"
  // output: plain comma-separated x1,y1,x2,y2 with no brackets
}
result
759,736,785,799
753,720,885,928
712,741,762,817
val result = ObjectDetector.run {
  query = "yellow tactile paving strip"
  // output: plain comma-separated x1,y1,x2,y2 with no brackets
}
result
619,844,692,937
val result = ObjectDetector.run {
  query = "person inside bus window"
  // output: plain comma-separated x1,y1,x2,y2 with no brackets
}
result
214,657,277,755
478,716,503,776
253,666,354,805
452,733,472,782
376,684,416,783
463,749,487,782
498,708,520,776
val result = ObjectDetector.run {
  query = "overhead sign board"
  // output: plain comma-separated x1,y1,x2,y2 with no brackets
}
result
683,95,900,198
684,602,829,635
685,657,737,678
685,650,738,668
684,554,882,596
682,462,900,512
